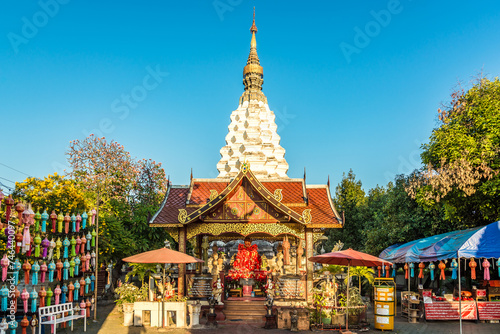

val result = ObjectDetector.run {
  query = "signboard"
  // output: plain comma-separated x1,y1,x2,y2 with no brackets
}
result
424,301,477,320
477,302,500,320
186,275,212,298
276,276,305,299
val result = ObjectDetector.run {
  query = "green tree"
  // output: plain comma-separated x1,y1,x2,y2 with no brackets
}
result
345,266,375,295
363,174,446,256
326,170,366,251
408,77,500,227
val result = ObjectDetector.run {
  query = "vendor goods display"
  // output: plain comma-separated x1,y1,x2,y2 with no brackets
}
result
0,198,97,331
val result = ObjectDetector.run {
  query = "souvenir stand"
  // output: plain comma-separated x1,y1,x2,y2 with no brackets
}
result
0,190,98,332
380,221,500,333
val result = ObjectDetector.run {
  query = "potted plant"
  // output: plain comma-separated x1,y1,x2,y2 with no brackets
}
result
312,289,327,326
330,308,345,327
345,287,365,325
321,310,331,325
115,283,148,326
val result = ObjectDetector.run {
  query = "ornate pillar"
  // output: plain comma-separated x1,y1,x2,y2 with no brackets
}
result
305,228,314,304
196,235,202,273
178,226,187,298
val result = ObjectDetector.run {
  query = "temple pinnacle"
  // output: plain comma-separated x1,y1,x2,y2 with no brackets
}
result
242,8,265,101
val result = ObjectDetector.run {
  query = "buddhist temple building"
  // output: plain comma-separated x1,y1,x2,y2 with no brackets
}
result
150,12,343,311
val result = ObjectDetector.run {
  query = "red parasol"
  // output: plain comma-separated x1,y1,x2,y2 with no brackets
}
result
309,248,391,332
309,248,391,267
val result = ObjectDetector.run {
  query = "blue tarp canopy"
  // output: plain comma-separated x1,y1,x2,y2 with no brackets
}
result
379,221,500,263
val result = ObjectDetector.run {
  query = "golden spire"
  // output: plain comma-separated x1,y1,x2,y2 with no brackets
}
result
241,7,266,104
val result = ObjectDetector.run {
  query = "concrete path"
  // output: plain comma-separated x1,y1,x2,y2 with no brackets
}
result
47,303,499,334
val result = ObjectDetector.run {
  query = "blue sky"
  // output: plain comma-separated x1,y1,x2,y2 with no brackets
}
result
1,0,500,194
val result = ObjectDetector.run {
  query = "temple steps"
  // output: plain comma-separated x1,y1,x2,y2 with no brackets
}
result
223,299,266,321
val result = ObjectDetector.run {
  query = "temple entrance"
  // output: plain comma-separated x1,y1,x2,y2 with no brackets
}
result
185,234,307,322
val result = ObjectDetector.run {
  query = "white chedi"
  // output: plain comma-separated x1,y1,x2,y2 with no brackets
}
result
217,100,289,179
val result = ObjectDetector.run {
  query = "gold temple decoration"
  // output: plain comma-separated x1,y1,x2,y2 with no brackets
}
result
302,209,312,223
274,189,283,202
185,222,304,240
209,190,218,201
178,209,188,224
240,8,267,104
241,161,250,174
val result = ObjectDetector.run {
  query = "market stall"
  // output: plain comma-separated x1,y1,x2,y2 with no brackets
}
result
380,221,500,330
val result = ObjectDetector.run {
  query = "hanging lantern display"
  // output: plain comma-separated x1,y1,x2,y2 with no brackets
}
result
483,258,491,281
40,262,47,283
82,211,88,230
41,209,49,233
71,213,76,233
57,212,64,233
469,258,477,280
1,255,9,282
54,285,61,305
428,262,435,281
76,213,82,232
48,260,56,282
438,260,446,280
50,210,57,233
30,288,38,313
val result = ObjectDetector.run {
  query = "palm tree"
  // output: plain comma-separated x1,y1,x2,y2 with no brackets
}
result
125,263,158,285
345,266,375,294
318,264,344,276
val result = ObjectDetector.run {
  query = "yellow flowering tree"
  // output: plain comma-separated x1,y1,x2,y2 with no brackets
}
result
12,173,91,213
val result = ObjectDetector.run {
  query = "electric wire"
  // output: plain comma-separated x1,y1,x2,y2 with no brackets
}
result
0,162,31,177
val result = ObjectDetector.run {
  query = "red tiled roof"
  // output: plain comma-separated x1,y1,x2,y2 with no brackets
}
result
295,186,341,226
260,181,305,204
151,179,341,227
151,187,189,225
188,179,306,205
189,181,228,205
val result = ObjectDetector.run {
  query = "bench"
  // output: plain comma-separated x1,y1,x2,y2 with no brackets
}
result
38,302,86,334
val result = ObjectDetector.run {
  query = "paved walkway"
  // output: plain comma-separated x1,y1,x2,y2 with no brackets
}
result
48,303,499,334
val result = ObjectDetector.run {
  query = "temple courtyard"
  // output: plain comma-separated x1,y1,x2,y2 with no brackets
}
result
60,302,499,334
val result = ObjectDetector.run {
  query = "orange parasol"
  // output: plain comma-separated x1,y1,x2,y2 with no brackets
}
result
309,248,391,332
123,247,203,264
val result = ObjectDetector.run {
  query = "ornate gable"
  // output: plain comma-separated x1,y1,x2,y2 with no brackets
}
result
204,178,289,223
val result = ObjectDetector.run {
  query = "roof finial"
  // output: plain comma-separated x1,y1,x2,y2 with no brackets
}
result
242,7,264,98
250,7,257,33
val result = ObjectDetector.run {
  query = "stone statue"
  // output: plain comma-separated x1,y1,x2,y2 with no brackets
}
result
211,252,219,276
212,277,224,304
217,254,224,273
296,241,304,269
201,236,209,262
290,309,299,332
282,236,290,265
265,277,275,300
265,295,274,316
261,254,268,270
276,250,284,274
207,257,214,275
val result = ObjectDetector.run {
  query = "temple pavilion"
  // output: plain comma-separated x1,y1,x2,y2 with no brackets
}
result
150,13,342,306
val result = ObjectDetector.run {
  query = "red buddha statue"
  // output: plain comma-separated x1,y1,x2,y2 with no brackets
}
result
234,237,260,272
229,237,261,279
